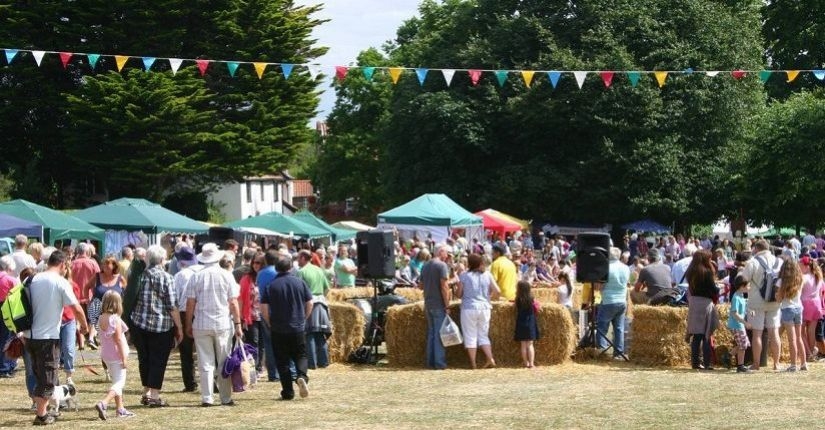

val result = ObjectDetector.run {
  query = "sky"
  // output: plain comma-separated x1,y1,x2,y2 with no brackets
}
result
295,0,421,123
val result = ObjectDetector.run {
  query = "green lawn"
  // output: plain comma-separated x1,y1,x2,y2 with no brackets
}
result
0,355,820,429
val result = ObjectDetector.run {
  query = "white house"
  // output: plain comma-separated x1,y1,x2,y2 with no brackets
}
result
211,172,299,221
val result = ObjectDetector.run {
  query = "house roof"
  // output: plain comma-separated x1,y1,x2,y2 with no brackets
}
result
293,180,314,198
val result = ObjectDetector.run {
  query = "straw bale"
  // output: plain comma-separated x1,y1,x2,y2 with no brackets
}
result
629,290,649,305
394,287,423,302
532,288,560,306
385,301,576,368
327,302,366,363
326,287,374,302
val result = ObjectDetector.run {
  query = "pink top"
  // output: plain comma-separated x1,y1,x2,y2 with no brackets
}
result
99,314,129,363
801,274,823,302
0,271,17,302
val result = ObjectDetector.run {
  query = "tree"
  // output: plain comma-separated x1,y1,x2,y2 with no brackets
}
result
762,0,825,98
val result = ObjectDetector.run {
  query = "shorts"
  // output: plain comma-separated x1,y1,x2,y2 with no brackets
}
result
460,308,491,348
729,327,750,350
747,306,780,330
781,307,802,325
24,338,60,399
802,299,823,322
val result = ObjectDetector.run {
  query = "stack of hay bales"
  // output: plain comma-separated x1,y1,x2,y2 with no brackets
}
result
326,287,374,302
394,287,423,302
532,287,560,306
327,302,366,363
384,301,576,368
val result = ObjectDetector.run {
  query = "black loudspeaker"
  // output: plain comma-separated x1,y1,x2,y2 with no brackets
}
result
356,230,395,278
576,232,611,283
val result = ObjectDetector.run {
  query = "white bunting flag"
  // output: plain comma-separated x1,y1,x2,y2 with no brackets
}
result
32,50,46,66
442,69,455,87
168,58,183,75
574,71,588,89
307,64,322,80
705,71,720,77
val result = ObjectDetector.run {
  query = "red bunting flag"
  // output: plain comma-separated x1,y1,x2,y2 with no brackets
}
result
468,69,482,86
59,52,72,69
335,66,348,82
196,59,209,76
731,70,747,80
600,71,614,88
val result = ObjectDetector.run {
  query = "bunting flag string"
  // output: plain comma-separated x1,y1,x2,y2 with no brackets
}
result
2,47,825,91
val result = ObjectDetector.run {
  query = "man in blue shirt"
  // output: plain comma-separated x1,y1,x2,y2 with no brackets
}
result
597,247,630,359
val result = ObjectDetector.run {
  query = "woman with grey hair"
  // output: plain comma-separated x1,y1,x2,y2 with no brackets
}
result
130,245,183,407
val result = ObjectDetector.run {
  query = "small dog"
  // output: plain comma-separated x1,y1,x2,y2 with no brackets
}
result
50,382,78,412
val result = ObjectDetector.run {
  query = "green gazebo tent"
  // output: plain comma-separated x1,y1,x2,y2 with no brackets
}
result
74,198,208,234
0,199,105,245
224,211,330,239
291,211,355,242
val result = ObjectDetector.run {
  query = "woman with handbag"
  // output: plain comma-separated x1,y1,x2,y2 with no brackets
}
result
455,254,500,369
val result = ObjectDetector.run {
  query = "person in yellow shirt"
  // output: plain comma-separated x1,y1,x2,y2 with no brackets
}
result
490,244,518,300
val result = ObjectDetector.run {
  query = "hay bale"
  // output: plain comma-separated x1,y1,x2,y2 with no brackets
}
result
629,290,649,305
394,287,423,302
326,287,374,302
327,302,366,363
384,301,576,368
532,288,560,306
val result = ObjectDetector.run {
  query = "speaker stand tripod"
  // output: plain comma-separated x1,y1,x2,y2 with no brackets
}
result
363,279,384,365
577,282,629,361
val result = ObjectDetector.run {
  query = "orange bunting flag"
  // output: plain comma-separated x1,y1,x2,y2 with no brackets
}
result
335,66,348,82
468,69,482,86
521,70,535,87
196,60,210,76
59,52,72,69
388,67,403,84
786,70,800,83
654,71,668,87
253,62,267,79
115,55,129,72
600,71,614,88
730,70,747,80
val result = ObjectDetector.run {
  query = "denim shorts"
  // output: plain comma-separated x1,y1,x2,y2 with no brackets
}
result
781,307,802,325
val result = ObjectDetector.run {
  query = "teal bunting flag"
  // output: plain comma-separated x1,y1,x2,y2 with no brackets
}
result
4,49,18,64
627,71,641,87
142,57,156,72
758,70,771,83
226,62,239,77
494,70,508,87
281,63,293,79
415,68,428,85
87,53,100,69
547,71,561,88
362,66,375,81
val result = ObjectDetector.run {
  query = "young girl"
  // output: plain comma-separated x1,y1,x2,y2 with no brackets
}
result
726,276,751,373
776,257,806,371
95,290,134,420
799,256,824,360
514,281,540,368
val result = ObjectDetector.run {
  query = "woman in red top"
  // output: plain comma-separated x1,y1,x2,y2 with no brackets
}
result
238,252,264,370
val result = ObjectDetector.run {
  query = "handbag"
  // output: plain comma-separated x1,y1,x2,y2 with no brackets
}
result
439,315,463,347
3,336,23,359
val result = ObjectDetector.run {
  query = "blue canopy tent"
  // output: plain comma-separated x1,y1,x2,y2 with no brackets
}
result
0,213,44,239
621,219,670,234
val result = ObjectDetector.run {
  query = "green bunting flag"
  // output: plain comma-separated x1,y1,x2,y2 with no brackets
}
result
87,53,100,69
226,62,239,77
362,66,375,81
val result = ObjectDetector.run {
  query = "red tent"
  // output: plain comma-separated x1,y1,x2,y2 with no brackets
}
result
474,209,522,239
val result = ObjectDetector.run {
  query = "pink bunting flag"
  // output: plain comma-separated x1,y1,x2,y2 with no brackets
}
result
335,66,348,82
196,59,210,76
730,70,747,80
600,71,614,88
468,69,482,86
59,52,72,69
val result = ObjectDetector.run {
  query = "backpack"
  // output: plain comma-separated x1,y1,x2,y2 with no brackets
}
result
1,277,33,333
754,255,782,302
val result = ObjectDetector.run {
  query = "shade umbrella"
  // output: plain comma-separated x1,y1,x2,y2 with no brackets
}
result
621,219,671,234
0,199,105,244
224,211,330,239
74,197,208,234
0,213,43,239
474,210,522,239
478,208,530,229
290,211,355,242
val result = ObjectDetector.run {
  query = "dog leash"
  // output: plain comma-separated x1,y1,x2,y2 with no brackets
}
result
77,349,100,375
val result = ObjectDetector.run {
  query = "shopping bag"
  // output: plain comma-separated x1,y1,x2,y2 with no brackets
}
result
439,315,463,347
222,336,258,392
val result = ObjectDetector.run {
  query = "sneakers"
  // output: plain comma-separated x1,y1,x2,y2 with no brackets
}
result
96,402,107,421
33,414,55,426
736,365,753,373
116,408,135,418
785,366,798,372
296,377,309,398
146,397,169,408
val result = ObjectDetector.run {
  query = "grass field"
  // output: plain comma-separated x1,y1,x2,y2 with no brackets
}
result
1,352,822,429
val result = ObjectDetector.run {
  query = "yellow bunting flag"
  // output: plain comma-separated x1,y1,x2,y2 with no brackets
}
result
786,70,800,83
388,67,403,84
115,55,129,72
521,70,535,87
654,71,668,88
254,62,267,79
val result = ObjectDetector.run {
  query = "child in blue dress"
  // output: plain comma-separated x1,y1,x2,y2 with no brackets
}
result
514,281,540,368
727,276,751,373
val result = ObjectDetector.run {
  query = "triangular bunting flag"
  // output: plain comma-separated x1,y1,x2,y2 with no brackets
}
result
415,68,428,85
758,70,771,83
226,62,239,77
495,70,508,87
573,71,587,89
87,54,100,70
521,70,535,87
307,64,322,80
32,51,45,66
361,66,375,81
814,70,825,81
59,52,72,69
730,70,747,80
388,67,403,84
115,55,129,72
547,71,561,88
654,71,668,87
705,71,720,77
142,57,156,72
627,71,641,87
196,59,209,76
600,71,614,88
442,69,455,86
683,67,694,75
468,69,482,86
254,62,268,79
281,63,293,79
786,70,800,83
334,65,347,82
168,58,183,75
4,49,18,64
